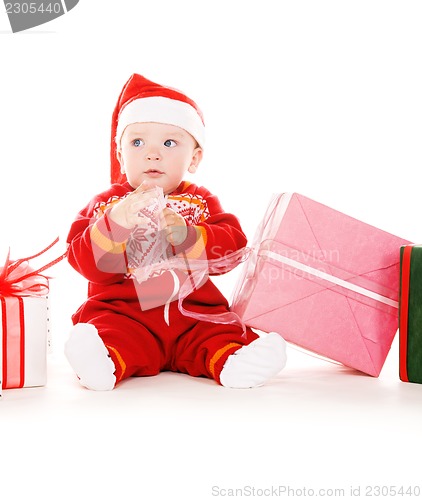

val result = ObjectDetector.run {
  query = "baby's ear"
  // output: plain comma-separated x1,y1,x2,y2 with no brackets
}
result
188,147,203,174
117,150,125,174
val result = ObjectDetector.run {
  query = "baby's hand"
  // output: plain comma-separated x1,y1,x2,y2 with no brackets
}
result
109,182,159,229
162,207,188,246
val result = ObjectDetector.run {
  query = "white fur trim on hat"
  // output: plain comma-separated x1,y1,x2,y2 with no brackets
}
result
115,96,205,149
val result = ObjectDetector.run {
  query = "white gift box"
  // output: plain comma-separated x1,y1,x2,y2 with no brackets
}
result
1,296,49,390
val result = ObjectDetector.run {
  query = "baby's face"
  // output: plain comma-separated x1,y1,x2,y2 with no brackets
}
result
117,122,202,193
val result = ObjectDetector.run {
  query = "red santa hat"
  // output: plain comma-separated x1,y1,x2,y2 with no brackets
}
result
110,73,205,185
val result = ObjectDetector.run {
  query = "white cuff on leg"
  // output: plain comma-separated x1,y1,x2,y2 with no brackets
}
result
64,323,116,391
219,332,287,389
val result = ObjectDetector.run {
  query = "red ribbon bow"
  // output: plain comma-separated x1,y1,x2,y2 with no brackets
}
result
0,237,67,297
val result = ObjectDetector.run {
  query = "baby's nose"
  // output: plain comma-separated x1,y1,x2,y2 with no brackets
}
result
146,148,161,161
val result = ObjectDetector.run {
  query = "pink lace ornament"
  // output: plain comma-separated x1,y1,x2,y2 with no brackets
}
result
125,186,170,274
134,247,250,331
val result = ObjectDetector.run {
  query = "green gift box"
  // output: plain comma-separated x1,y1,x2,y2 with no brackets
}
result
399,244,422,383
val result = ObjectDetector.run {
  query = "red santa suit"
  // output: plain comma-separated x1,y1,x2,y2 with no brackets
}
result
66,179,259,386
65,73,286,390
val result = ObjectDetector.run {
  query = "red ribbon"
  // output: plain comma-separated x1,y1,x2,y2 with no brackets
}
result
1,297,25,388
399,244,414,382
0,237,66,298
1,238,67,389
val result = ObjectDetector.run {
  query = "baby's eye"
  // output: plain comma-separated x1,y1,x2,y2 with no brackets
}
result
133,139,144,147
164,139,177,148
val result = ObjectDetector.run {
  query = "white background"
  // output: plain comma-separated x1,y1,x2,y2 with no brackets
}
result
1,2,422,499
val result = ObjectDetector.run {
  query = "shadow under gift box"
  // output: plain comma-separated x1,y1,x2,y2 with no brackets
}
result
231,193,412,377
399,245,422,383
1,296,49,390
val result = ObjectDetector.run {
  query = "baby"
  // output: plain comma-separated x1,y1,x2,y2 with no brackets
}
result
64,73,286,390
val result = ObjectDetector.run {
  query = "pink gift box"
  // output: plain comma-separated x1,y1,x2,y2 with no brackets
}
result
232,193,411,376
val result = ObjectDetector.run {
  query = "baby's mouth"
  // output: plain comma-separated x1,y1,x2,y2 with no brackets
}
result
145,169,164,176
